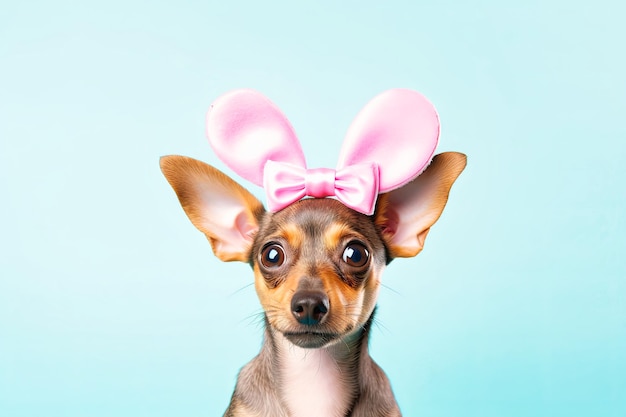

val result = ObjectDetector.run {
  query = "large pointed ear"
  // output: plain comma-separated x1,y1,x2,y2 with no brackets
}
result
375,152,467,259
160,155,265,262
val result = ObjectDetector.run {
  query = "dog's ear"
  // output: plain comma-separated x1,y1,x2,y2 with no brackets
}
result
375,152,466,258
160,155,265,262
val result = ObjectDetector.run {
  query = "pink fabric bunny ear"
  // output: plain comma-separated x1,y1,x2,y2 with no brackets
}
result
206,89,306,186
206,89,440,215
338,89,439,193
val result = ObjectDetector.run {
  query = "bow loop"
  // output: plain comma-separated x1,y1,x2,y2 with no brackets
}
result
263,161,308,211
334,163,379,215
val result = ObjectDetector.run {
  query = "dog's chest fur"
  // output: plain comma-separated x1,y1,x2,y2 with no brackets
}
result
277,334,353,417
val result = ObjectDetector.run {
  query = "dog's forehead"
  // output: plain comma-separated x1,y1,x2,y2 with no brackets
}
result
265,199,369,237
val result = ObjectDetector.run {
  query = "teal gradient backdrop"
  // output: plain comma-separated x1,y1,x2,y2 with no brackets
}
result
1,1,624,416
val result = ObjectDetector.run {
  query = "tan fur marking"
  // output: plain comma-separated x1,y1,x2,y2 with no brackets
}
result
280,223,304,251
254,263,305,332
323,223,351,252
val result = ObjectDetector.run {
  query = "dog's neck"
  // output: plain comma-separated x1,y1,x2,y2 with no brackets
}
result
267,316,372,417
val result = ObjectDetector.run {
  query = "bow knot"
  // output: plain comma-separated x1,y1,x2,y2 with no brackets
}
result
304,167,336,198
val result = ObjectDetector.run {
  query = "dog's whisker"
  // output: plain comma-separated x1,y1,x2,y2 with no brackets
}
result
227,282,256,298
380,282,402,296
239,310,267,329
371,317,392,336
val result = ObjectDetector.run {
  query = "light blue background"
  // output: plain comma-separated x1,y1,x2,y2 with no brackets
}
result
1,1,625,416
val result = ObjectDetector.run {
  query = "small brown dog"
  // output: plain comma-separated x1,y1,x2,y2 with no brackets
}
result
160,89,466,416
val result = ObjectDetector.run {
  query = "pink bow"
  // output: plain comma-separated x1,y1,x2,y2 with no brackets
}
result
206,89,440,215
263,161,380,214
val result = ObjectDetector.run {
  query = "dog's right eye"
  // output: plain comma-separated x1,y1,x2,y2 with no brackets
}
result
260,244,285,268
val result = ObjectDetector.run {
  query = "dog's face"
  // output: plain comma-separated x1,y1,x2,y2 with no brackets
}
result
160,152,466,349
251,198,387,348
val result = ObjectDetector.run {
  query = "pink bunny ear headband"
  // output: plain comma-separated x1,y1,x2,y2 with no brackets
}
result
206,88,439,216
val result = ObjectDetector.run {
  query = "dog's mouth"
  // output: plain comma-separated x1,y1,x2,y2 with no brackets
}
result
282,330,341,349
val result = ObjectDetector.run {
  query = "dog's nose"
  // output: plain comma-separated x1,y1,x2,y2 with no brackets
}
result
291,291,329,326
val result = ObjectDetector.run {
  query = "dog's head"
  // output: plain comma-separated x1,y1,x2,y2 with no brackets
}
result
160,151,465,348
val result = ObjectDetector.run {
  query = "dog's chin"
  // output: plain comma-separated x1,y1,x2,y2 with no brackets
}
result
282,330,341,349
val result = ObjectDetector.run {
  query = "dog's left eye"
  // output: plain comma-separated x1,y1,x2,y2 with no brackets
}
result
342,242,370,268
261,244,285,268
